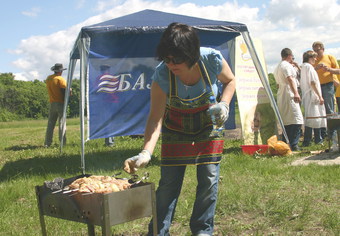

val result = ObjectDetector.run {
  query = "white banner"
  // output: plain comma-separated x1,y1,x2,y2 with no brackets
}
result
235,36,276,145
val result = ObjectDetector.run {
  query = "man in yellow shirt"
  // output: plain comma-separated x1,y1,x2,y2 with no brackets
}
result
313,41,339,113
44,63,68,147
312,41,339,141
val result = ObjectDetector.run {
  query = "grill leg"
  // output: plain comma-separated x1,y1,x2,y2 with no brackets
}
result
102,226,111,236
35,186,47,236
337,129,340,153
38,214,47,236
151,183,158,236
102,196,111,236
87,224,95,236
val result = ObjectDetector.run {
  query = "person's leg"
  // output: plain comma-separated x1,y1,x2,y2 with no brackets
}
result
44,103,58,147
148,165,186,236
314,128,323,144
282,125,291,145
320,127,327,140
56,103,66,145
336,97,340,113
321,83,336,142
285,124,301,150
105,137,115,146
303,126,312,146
190,164,220,236
321,83,335,114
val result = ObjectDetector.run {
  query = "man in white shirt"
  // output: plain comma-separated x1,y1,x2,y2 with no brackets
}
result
274,48,304,151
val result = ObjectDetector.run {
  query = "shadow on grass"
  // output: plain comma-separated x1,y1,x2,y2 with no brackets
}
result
223,146,242,154
5,144,42,151
305,152,339,161
0,147,161,183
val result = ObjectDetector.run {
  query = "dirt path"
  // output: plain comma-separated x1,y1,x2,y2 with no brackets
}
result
291,151,340,166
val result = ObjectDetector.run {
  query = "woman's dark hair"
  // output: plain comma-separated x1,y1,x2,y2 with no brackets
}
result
303,50,317,63
156,22,200,68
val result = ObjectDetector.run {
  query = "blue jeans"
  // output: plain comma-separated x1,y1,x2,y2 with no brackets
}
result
321,82,335,114
321,82,336,140
105,137,114,146
148,164,220,236
303,126,322,146
282,124,301,149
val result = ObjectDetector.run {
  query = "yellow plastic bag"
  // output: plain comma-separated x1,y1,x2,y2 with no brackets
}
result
267,135,292,156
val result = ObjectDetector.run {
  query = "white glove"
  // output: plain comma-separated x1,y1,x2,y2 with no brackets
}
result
208,101,229,128
123,150,151,174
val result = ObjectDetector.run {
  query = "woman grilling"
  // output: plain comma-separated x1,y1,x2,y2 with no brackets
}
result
123,22,236,236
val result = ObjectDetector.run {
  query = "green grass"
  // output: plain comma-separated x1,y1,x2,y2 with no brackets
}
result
0,118,339,235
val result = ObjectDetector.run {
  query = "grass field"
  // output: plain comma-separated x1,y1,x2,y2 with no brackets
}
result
0,118,339,235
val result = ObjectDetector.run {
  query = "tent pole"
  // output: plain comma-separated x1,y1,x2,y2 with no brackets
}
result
240,31,290,144
79,36,89,175
60,59,77,153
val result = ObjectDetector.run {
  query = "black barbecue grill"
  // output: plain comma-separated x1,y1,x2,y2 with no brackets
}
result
306,114,340,152
327,116,340,152
35,174,157,235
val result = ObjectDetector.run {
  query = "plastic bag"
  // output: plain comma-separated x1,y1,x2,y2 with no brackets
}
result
267,135,292,156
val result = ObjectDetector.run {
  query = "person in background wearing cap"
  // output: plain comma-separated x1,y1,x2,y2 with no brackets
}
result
44,63,71,147
312,41,339,142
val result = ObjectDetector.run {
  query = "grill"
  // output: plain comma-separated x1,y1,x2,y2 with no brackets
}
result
35,174,157,236
305,114,340,152
327,117,340,152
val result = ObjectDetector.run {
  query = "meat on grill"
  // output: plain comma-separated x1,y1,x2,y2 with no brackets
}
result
68,175,131,194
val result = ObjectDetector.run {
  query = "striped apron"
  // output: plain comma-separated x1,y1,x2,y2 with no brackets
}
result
161,60,224,166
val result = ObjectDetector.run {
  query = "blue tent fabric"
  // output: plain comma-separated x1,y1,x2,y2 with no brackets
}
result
82,9,248,35
71,9,248,59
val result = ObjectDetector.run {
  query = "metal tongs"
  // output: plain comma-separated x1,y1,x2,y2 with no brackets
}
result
130,172,149,186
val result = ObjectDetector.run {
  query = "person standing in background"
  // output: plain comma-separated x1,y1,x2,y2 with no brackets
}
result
274,48,304,151
312,41,339,140
300,50,326,146
44,63,70,147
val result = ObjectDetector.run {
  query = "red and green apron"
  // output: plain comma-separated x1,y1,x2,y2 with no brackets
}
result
161,60,224,166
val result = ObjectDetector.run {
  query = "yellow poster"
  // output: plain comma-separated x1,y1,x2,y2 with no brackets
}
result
235,36,276,145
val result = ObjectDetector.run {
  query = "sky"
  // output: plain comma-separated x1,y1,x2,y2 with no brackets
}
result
1,0,340,81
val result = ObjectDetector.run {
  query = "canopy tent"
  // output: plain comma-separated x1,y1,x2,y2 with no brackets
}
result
62,9,287,174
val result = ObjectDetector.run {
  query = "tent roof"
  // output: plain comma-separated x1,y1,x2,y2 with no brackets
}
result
82,9,248,35
70,9,248,59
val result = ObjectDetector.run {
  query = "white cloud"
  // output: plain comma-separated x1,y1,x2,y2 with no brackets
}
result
262,0,340,72
12,25,86,81
21,7,41,17
14,71,39,81
266,0,340,29
95,0,126,12
12,0,340,81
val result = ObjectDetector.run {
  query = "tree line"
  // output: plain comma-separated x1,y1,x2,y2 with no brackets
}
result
0,73,80,122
